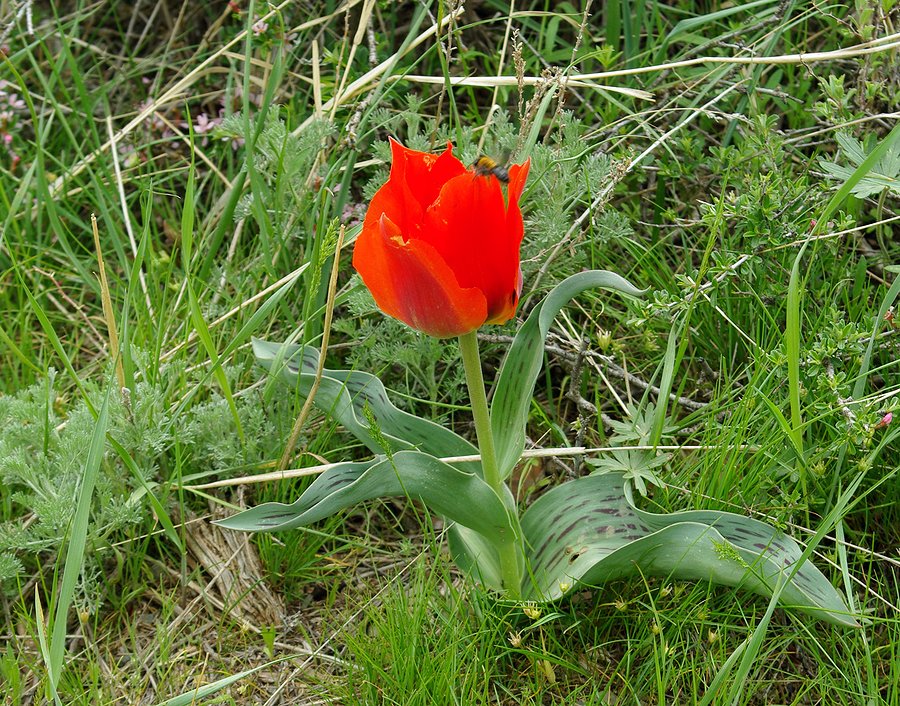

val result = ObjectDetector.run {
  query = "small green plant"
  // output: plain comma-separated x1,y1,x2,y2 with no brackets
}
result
221,142,856,627
0,361,274,594
820,131,900,198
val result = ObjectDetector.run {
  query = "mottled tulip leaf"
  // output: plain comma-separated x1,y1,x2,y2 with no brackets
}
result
519,473,857,627
217,450,516,543
253,339,479,474
491,271,643,480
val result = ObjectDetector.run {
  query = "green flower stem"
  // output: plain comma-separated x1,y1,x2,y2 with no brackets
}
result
458,330,521,600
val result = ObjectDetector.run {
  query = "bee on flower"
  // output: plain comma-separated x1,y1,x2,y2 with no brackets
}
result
472,154,510,183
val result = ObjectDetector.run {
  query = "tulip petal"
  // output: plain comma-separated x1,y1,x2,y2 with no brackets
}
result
388,139,467,211
421,171,523,323
370,141,425,236
506,159,531,203
353,213,488,338
370,141,468,238
485,158,531,323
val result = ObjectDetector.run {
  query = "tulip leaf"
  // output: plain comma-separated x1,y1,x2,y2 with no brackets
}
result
519,473,857,627
446,480,522,594
252,339,479,473
217,450,516,542
448,524,504,593
491,271,644,479
250,339,510,581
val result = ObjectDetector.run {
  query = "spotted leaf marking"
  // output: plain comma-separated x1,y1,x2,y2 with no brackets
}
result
518,473,857,627
629,501,856,626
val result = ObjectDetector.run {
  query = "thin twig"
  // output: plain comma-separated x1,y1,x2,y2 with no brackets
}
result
481,332,711,412
187,444,754,491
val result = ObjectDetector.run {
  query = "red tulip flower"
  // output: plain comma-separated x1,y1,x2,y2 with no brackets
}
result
353,139,530,338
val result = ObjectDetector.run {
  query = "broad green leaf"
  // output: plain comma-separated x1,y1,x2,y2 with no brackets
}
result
448,524,503,593
446,478,522,594
216,450,516,543
518,473,856,627
253,339,479,473
491,271,643,479
253,339,501,583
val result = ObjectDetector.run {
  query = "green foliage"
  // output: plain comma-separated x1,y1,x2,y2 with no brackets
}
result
587,448,668,496
0,376,137,587
1,0,899,701
820,132,900,198
224,109,333,229
604,401,677,446
333,287,469,408
0,358,275,592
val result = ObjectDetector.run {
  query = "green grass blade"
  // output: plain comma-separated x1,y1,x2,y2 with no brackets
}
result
47,384,111,689
786,241,808,459
724,464,870,701
650,315,683,447
33,589,63,706
698,640,748,706
15,268,94,415
107,436,183,553
664,0,778,45
756,388,805,462
119,195,155,393
152,659,292,706
218,267,306,361
185,282,245,441
853,272,900,401
181,164,244,441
